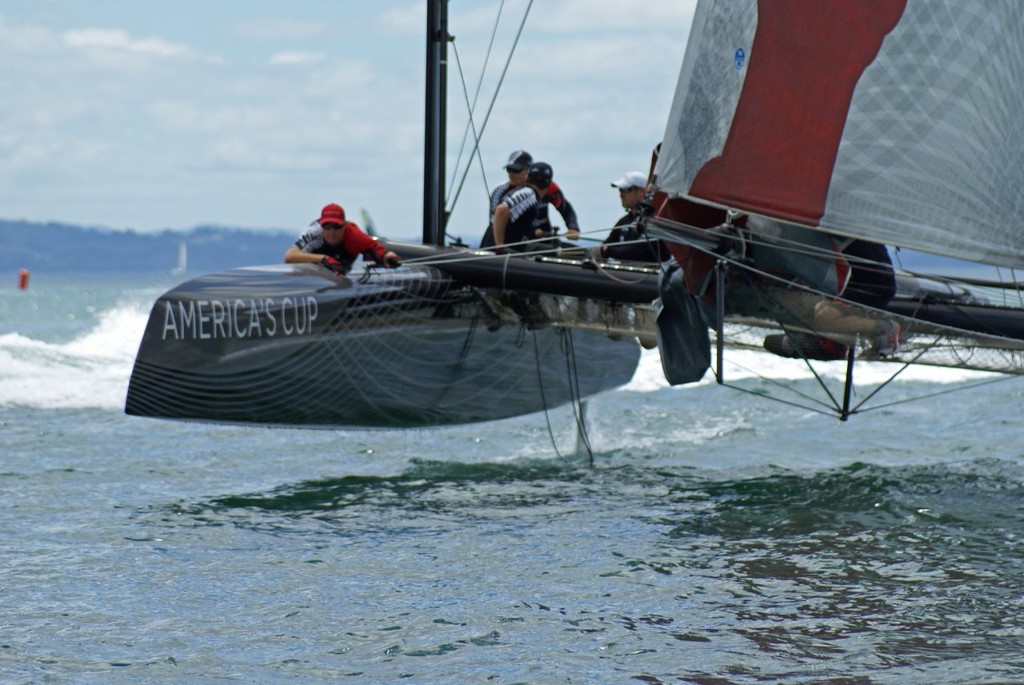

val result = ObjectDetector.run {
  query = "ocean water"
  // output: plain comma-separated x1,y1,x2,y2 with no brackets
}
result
3,271,1024,684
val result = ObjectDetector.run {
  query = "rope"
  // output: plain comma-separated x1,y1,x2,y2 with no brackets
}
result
532,328,571,464
559,328,594,465
531,326,595,465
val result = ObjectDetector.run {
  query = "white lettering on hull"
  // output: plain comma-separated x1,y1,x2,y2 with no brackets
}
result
160,297,319,340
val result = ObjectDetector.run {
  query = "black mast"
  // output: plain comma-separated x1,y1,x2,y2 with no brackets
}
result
423,0,449,246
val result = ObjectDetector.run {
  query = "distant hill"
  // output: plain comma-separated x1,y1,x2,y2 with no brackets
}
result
1,217,967,275
1,219,295,273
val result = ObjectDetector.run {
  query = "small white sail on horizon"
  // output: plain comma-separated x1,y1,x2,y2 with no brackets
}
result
170,240,187,275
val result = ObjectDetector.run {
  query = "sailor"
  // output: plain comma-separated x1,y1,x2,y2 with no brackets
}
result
764,238,900,358
481,151,580,248
813,238,900,354
480,150,533,248
530,164,580,244
490,162,557,253
284,203,401,275
600,171,666,262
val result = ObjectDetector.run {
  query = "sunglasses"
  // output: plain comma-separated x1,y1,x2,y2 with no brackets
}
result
322,222,345,230
506,167,526,173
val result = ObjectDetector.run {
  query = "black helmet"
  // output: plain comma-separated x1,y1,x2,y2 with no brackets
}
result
527,162,553,189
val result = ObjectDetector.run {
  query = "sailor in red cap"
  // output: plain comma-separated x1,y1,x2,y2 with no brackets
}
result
285,203,401,275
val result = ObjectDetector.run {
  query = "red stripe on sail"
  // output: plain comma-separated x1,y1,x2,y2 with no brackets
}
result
690,0,906,225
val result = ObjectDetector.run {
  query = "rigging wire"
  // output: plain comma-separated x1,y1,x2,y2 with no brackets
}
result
654,217,1017,340
846,372,1020,414
528,325,593,464
651,218,1024,416
559,327,594,465
716,338,1017,419
445,0,535,224
394,229,660,268
532,328,571,464
446,0,506,210
448,43,491,211
723,268,848,414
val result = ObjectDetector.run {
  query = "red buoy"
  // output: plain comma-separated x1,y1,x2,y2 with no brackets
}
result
18,268,29,290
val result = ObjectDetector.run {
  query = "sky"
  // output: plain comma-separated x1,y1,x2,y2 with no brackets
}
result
1,0,696,243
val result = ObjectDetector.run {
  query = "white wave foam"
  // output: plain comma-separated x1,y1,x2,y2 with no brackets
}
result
626,345,991,392
0,303,149,410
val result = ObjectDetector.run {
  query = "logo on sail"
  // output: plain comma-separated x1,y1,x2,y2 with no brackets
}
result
734,47,746,70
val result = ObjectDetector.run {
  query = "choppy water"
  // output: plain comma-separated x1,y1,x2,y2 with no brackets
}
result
3,272,1024,683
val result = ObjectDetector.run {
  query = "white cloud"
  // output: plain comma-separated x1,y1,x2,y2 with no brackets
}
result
269,51,327,66
63,28,221,63
377,2,423,35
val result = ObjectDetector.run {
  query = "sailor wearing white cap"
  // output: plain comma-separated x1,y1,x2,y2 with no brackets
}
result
601,172,665,262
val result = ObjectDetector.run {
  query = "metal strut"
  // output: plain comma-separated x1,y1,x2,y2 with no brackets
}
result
840,335,857,421
575,400,592,467
715,259,726,384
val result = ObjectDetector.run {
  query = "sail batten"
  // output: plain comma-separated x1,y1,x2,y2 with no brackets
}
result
656,0,1024,268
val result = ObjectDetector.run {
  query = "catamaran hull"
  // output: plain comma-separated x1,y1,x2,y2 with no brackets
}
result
125,262,643,429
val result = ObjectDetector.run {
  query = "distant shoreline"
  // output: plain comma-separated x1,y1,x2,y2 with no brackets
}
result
2,217,965,275
1,219,294,274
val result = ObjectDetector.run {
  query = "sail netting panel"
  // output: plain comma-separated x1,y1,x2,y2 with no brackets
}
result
656,0,1024,269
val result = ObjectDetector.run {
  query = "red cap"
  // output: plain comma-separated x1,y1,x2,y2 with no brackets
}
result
318,203,346,225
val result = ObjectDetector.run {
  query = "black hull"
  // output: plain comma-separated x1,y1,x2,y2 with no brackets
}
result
126,257,645,429
883,300,1024,341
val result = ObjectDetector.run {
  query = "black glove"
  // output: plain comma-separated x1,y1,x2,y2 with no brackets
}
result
384,253,402,268
322,256,346,274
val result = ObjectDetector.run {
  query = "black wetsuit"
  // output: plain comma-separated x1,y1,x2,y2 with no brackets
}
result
841,240,896,307
603,213,666,262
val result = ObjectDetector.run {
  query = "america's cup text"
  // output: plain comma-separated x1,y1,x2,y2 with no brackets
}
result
161,297,319,340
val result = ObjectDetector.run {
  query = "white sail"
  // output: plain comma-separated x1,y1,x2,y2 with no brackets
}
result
171,241,187,275
655,0,1024,268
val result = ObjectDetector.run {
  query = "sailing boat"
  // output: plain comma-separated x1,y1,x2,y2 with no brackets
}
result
170,240,187,276
644,0,1024,418
125,1,653,429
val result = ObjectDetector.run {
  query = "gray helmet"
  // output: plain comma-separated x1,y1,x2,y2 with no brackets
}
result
527,162,553,189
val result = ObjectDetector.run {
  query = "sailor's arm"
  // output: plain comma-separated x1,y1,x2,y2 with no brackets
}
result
363,247,402,268
284,245,330,264
492,204,510,249
556,193,580,240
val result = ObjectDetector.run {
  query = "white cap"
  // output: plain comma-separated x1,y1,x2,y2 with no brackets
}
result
611,171,648,190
